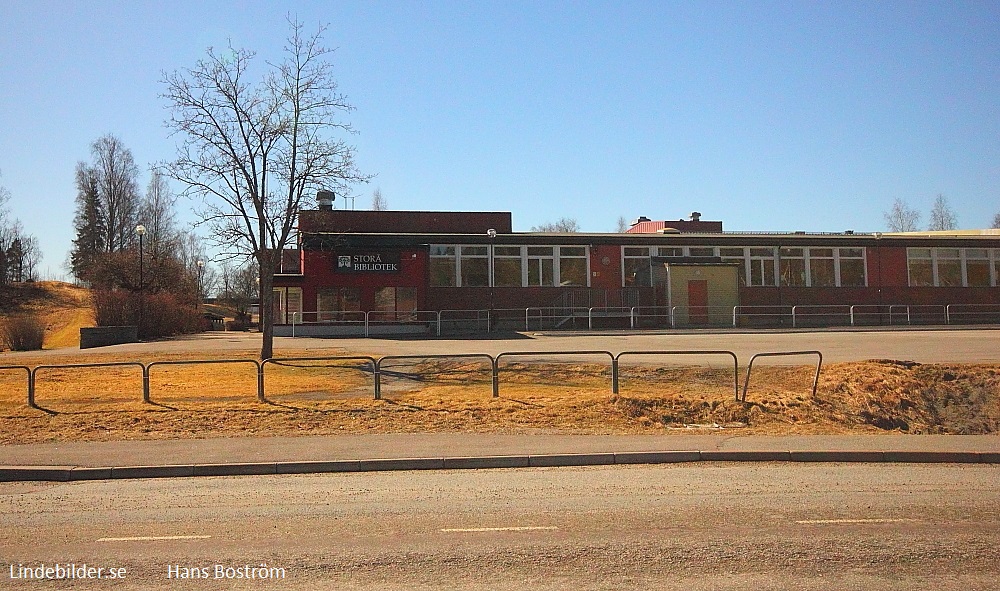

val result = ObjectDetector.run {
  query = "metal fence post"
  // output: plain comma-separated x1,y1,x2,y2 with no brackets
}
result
27,370,36,409
142,365,151,403
257,361,265,402
611,357,619,394
945,304,951,325
436,311,442,336
374,361,381,400
491,357,499,398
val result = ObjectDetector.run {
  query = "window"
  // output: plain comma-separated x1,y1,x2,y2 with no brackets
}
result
317,288,361,320
430,245,457,287
779,248,806,287
558,246,588,286
908,248,934,286
994,249,1000,287
966,249,991,287
808,248,836,287
749,247,777,286
493,246,523,287
657,247,683,257
527,247,555,286
623,247,650,287
936,249,962,287
688,247,716,257
460,246,489,287
719,247,748,286
838,248,866,287
374,287,417,320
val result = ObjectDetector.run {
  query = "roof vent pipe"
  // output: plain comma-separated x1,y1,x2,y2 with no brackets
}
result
317,190,335,211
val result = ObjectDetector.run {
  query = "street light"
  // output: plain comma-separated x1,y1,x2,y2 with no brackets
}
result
135,224,147,338
487,228,497,332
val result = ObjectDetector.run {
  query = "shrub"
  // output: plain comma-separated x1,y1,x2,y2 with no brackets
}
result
0,314,45,351
92,289,202,340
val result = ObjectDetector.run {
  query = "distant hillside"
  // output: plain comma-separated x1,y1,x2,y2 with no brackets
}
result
0,282,94,349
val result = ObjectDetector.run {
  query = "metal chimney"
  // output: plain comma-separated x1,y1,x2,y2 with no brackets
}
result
317,190,335,211
690,211,702,222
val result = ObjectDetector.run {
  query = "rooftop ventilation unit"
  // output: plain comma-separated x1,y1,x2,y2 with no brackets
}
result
316,190,335,211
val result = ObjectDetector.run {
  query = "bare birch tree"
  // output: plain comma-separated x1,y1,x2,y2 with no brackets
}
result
883,198,920,232
90,134,141,252
139,169,179,257
927,194,957,231
371,187,387,211
162,18,367,359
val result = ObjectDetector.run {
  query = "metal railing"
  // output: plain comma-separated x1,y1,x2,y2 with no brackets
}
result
147,359,264,403
741,351,823,402
280,302,1000,337
615,351,741,399
261,356,377,400
4,348,828,409
495,350,616,397
30,362,145,409
1,365,31,408
375,354,495,400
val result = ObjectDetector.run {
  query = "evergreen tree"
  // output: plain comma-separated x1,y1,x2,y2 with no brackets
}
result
70,163,108,282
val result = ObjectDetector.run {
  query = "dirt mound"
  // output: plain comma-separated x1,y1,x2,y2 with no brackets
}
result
0,281,93,349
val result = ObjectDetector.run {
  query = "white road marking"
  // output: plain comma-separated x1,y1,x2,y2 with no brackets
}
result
440,526,559,533
796,518,918,524
96,535,212,542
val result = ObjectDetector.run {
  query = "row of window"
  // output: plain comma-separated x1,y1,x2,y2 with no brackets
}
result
624,246,868,288
907,248,1000,287
430,245,590,287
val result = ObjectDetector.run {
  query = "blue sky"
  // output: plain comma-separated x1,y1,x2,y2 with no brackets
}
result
2,1,999,278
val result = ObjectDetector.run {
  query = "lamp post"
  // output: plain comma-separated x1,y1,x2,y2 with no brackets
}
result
135,224,147,338
487,228,497,332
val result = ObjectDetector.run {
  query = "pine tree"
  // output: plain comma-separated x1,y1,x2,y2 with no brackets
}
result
70,163,108,282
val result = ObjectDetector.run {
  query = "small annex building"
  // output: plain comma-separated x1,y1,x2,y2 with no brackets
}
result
270,202,1000,335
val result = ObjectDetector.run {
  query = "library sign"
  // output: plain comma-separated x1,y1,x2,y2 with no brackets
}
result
335,252,401,274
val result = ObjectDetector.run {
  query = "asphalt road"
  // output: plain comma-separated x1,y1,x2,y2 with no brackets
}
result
8,327,999,365
2,463,998,590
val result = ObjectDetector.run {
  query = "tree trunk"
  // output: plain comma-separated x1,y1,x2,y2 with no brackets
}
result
259,268,274,361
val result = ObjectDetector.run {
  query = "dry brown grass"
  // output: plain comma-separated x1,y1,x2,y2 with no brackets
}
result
2,349,998,444
0,281,94,350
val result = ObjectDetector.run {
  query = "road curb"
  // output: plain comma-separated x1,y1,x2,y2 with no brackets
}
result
1,450,998,483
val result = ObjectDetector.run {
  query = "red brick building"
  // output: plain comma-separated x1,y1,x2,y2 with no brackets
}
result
271,207,1000,333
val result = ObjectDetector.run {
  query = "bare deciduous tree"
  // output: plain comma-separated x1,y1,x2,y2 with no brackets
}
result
162,18,368,359
615,216,629,233
89,134,141,252
883,198,921,232
927,194,957,231
531,217,580,232
371,187,387,211
139,169,179,257
991,212,999,230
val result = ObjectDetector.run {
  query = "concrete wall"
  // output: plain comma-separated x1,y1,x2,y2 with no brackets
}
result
80,326,138,349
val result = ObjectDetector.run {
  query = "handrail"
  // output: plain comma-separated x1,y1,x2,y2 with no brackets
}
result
494,350,615,397
146,359,264,403
31,362,146,407
376,354,496,400
1,365,32,408
262,356,377,399
741,351,823,403
615,351,740,400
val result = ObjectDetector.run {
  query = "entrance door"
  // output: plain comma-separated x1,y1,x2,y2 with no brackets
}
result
688,280,708,324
